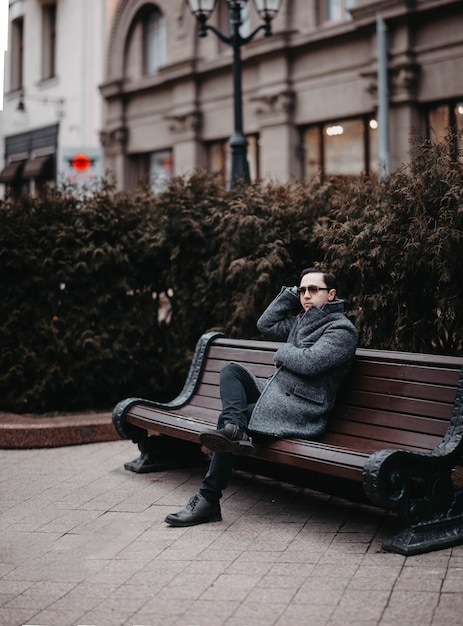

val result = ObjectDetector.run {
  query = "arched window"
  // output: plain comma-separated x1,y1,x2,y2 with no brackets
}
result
143,6,166,76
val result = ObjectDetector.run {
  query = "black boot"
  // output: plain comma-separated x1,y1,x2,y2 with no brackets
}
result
199,422,253,454
165,494,222,527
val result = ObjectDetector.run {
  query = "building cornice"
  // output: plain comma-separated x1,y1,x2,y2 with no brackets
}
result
350,0,462,22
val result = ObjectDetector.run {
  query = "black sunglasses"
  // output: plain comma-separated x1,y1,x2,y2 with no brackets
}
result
297,285,330,296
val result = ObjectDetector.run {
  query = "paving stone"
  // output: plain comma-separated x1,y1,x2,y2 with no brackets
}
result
330,590,391,623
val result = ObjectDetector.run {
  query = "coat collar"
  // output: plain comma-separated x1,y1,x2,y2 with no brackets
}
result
299,298,346,319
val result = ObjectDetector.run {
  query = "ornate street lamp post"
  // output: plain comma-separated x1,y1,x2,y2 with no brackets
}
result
186,1,282,188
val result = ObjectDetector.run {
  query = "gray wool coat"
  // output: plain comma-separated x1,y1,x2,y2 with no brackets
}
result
247,286,358,439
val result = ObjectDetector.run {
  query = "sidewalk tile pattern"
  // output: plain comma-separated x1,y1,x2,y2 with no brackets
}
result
1,440,463,626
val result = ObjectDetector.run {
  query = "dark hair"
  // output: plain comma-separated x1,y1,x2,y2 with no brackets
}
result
299,267,337,291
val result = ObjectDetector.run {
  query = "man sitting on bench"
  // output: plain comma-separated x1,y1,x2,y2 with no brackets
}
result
165,267,359,527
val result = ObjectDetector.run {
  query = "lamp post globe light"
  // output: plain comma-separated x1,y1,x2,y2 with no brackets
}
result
186,1,283,189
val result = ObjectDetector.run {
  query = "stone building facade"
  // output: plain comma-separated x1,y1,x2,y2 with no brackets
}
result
3,1,461,194
0,0,119,196
100,0,463,190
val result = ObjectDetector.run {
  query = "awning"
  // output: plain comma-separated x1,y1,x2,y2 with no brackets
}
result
0,161,26,184
22,155,55,180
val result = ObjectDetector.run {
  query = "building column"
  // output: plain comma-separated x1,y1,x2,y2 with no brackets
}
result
100,126,128,190
253,90,298,181
166,111,206,176
389,58,422,170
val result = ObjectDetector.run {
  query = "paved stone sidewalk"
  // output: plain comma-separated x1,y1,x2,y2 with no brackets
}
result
1,440,463,626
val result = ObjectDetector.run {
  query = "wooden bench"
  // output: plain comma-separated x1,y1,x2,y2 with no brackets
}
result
113,331,463,556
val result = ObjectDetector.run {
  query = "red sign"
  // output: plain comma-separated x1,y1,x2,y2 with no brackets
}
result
71,153,92,172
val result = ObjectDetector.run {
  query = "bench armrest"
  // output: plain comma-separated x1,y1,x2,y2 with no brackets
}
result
112,331,226,440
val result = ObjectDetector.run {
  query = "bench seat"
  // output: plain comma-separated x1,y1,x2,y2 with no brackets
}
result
113,332,463,556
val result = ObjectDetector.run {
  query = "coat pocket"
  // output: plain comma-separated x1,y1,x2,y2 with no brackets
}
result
293,383,326,405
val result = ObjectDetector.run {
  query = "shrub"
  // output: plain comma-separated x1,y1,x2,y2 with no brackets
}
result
0,184,165,412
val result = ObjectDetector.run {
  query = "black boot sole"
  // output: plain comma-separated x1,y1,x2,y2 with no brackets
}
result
199,431,254,454
164,511,222,527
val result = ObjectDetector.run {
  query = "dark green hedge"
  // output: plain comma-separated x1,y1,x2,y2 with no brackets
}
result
0,183,165,413
1,133,462,414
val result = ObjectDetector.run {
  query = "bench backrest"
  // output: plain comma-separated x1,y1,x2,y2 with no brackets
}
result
187,337,463,456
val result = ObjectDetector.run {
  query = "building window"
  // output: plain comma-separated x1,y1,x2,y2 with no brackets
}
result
207,135,259,185
320,0,355,23
0,124,59,197
10,17,24,91
143,7,166,76
427,101,463,161
149,149,172,191
42,3,57,80
302,117,378,179
135,149,172,192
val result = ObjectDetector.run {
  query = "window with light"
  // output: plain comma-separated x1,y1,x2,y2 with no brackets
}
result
427,101,463,162
302,117,379,179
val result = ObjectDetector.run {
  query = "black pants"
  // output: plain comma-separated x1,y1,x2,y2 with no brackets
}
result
199,362,261,503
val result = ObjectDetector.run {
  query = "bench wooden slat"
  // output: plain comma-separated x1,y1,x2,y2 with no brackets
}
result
331,406,448,437
324,421,442,451
252,438,369,481
204,357,274,379
341,375,459,403
202,361,273,381
175,404,218,423
353,346,462,366
352,360,461,385
178,395,222,412
340,390,454,420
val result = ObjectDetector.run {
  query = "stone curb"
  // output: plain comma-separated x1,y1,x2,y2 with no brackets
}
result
0,411,121,449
